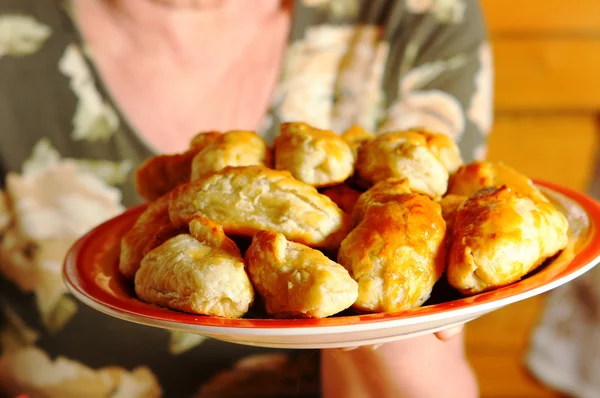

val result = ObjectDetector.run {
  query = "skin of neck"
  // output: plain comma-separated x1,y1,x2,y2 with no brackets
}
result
99,0,286,59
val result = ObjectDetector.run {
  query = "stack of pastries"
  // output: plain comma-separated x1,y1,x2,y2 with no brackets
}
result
118,122,570,319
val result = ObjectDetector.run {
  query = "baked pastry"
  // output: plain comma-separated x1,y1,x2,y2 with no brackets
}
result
341,125,375,159
135,131,220,201
447,161,548,203
418,128,464,173
189,215,241,257
274,122,354,187
126,118,571,320
135,151,199,202
355,130,449,198
447,186,569,295
439,194,468,236
338,194,446,313
320,184,362,215
169,166,350,249
135,233,254,318
119,194,183,279
351,178,412,226
190,131,222,150
245,230,358,318
191,130,272,181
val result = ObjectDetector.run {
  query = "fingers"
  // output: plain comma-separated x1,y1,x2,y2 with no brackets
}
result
340,344,381,352
434,325,464,342
336,325,464,352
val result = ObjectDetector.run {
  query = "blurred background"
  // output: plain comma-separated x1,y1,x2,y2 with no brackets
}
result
466,1,600,396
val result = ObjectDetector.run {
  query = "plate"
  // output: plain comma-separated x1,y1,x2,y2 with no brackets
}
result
63,180,600,349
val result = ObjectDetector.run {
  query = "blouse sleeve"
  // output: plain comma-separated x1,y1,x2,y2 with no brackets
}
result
379,0,493,163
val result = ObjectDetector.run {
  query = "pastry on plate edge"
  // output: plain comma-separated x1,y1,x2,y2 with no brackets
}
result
446,185,569,295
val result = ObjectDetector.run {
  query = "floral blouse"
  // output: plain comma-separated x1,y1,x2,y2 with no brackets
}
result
0,0,493,397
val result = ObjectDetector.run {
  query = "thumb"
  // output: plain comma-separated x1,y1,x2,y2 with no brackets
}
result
434,325,464,341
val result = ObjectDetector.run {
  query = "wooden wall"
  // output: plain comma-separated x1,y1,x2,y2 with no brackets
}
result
465,1,600,397
483,0,600,190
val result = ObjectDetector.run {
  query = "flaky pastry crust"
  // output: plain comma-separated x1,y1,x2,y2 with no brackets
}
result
135,234,254,318
191,130,272,181
189,215,241,257
189,131,222,150
320,184,362,215
447,161,548,203
438,194,468,236
169,166,350,249
135,131,220,202
417,128,463,173
341,125,375,160
351,178,412,226
274,122,354,187
355,130,449,198
338,194,446,313
119,194,183,279
446,186,569,295
245,230,358,318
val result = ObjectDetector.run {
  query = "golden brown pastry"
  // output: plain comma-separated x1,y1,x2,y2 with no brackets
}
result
355,130,449,198
189,215,241,257
338,194,446,313
169,166,350,249
119,194,183,279
135,131,220,202
320,184,362,215
135,234,254,318
438,194,468,236
135,151,199,202
245,230,358,318
419,128,464,173
273,122,354,187
447,186,569,295
189,131,222,150
191,130,272,181
447,161,548,203
341,125,375,159
350,178,412,226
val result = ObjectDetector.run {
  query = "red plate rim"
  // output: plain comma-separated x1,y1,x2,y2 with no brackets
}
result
63,179,600,329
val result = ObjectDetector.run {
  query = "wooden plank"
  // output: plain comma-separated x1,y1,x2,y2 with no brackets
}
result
465,297,558,397
468,354,564,398
492,39,600,111
485,114,599,192
465,296,546,355
481,0,600,35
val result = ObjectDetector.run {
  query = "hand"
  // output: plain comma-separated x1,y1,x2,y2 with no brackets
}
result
322,324,478,398
434,324,464,341
340,323,465,351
